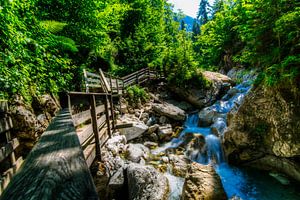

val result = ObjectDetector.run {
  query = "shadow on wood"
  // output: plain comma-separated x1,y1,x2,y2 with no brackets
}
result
0,109,98,200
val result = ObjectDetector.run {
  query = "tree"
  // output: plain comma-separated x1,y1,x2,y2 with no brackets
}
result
192,19,200,39
180,20,186,30
197,0,209,25
211,0,224,18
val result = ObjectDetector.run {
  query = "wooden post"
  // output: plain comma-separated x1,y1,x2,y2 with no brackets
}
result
109,75,113,93
104,95,112,138
116,79,122,115
67,94,72,115
90,95,101,160
83,69,89,93
148,68,150,80
109,94,115,130
136,73,139,85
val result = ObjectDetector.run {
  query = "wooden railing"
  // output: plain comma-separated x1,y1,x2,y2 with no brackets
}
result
0,108,98,199
0,101,23,196
67,92,114,165
120,68,162,87
0,67,163,199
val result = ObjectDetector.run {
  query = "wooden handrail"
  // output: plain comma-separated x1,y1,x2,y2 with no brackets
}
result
0,109,98,200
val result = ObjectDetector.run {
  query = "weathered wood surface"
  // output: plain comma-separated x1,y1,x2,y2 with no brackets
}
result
0,138,19,162
0,109,98,200
72,105,105,126
0,157,23,195
0,117,12,134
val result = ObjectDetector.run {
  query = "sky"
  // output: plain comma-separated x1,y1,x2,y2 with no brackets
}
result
167,0,200,18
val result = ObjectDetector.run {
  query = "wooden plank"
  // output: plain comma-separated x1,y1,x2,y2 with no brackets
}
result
0,109,98,200
0,117,13,134
115,123,133,129
76,114,107,145
90,95,101,160
83,69,89,93
86,78,101,84
0,101,8,114
84,144,96,168
0,156,23,195
72,105,105,126
68,91,107,96
86,71,100,79
104,96,112,138
99,69,111,92
86,83,102,88
0,138,19,162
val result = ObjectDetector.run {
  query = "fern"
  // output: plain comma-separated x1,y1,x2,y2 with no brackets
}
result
53,36,78,53
40,20,67,34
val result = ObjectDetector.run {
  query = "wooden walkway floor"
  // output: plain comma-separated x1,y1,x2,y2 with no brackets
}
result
0,109,98,200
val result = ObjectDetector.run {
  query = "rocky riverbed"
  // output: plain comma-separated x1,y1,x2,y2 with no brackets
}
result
93,69,300,200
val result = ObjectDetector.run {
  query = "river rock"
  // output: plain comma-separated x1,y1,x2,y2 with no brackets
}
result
125,143,150,163
126,163,169,200
40,94,59,116
106,135,127,156
181,162,227,200
223,84,300,181
158,124,173,140
152,103,185,121
119,116,148,141
107,167,126,199
198,107,218,127
169,154,191,177
148,124,159,134
144,141,158,149
211,118,227,136
169,71,233,109
186,134,206,161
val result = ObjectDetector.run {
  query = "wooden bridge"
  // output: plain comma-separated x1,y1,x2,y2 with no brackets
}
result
0,68,162,199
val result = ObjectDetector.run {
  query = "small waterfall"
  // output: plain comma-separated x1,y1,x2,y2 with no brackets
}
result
184,113,199,127
152,79,300,200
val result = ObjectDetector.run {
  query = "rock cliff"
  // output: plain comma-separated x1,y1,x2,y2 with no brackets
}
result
223,84,300,181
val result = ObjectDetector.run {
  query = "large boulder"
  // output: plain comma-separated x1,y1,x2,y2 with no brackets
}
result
126,163,169,200
119,115,149,141
125,143,150,163
223,84,300,181
181,162,227,200
169,71,233,109
152,103,185,121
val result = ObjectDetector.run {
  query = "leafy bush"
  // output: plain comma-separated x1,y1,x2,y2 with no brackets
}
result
126,85,149,105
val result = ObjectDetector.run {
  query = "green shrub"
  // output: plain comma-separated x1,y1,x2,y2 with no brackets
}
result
126,85,149,104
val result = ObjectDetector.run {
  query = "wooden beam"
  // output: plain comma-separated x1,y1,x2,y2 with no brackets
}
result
72,105,105,126
86,71,100,79
99,69,111,92
84,143,96,168
0,117,13,134
104,96,112,138
76,114,107,145
0,157,23,196
0,109,98,200
89,95,101,161
0,138,19,162
115,123,133,129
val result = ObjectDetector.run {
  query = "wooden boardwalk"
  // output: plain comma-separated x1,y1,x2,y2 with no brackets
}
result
0,68,162,199
0,109,98,200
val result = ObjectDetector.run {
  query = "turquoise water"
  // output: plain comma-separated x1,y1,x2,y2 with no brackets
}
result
216,163,300,199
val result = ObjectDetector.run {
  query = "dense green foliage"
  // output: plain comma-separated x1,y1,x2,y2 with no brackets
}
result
195,0,300,86
126,85,149,105
0,0,299,101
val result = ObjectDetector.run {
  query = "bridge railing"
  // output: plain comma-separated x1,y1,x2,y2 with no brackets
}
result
0,100,23,196
0,107,99,200
67,92,114,165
